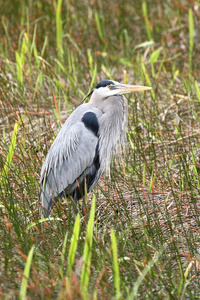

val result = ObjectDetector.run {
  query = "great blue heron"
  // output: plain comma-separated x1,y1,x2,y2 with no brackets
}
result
39,79,151,217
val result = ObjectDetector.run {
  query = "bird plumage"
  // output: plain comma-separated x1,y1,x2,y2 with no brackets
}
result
39,79,151,217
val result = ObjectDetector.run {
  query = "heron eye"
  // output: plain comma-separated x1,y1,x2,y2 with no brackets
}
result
108,85,112,89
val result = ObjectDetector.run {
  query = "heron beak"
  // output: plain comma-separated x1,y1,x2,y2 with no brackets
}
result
115,84,152,93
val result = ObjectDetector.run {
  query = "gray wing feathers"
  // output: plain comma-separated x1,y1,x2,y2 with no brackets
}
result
40,103,102,211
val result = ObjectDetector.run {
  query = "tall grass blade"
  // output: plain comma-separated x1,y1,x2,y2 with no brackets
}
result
80,196,96,298
143,164,146,185
148,47,163,64
142,1,152,40
15,51,23,87
134,40,154,51
67,214,81,277
164,158,174,176
101,64,113,79
127,130,134,151
19,246,35,300
55,58,77,92
188,8,194,72
20,32,28,66
41,36,48,57
87,49,94,73
59,231,68,279
141,63,155,100
87,49,97,90
110,229,121,298
0,119,22,190
65,33,83,56
191,147,199,187
15,33,28,88
128,247,165,299
94,11,104,43
31,25,40,69
195,81,200,102
26,217,63,230
56,0,64,60
89,64,97,92
149,171,156,193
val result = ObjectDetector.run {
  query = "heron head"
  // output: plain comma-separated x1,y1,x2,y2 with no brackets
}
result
92,79,152,99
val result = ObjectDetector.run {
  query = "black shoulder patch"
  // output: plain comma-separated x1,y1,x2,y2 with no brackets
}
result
95,80,114,89
82,112,99,137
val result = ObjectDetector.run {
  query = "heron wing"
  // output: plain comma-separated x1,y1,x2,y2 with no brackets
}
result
40,105,102,214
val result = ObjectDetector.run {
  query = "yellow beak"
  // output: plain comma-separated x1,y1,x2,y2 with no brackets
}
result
116,84,152,93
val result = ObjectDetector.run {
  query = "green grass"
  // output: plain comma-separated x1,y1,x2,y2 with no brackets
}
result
0,1,200,299
19,245,35,300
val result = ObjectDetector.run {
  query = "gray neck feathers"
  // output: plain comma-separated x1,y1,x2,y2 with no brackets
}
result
95,94,128,173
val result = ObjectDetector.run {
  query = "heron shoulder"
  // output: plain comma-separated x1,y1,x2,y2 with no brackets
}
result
40,103,103,183
65,103,102,127
81,111,99,137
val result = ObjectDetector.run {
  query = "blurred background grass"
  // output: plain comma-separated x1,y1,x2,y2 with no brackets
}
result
0,0,200,299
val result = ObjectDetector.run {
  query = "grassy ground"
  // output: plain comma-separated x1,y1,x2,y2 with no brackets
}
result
0,0,200,299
